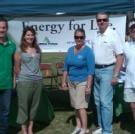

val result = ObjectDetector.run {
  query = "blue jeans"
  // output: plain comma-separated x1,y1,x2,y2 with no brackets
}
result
0,90,12,134
94,66,114,134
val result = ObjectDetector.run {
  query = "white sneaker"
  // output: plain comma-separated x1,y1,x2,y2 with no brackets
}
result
92,127,102,134
79,128,85,134
79,128,90,134
71,127,81,134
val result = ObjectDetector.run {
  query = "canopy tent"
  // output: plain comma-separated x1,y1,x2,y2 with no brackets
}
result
0,0,134,16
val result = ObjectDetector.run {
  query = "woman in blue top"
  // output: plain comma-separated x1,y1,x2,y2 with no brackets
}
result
62,28,95,134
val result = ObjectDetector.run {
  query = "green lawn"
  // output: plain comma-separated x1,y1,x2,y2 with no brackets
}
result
34,111,135,134
9,88,135,134
9,111,135,134
41,52,65,65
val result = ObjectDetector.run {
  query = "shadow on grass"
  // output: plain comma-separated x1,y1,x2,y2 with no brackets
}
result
8,122,51,134
8,126,20,134
115,113,135,134
65,112,98,127
33,122,50,133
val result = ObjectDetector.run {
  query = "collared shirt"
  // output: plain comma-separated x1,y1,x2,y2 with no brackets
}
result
124,41,135,88
91,27,123,65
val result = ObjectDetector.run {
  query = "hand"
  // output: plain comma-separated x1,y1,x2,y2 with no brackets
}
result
13,78,16,89
60,82,68,90
111,77,118,85
15,68,20,76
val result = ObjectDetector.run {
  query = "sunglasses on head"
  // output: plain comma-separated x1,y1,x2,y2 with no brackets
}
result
97,18,108,22
74,36,85,40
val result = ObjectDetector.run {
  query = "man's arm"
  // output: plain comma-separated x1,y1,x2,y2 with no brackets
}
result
112,54,124,85
14,52,21,76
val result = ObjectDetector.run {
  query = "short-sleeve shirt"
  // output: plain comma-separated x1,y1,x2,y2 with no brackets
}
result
0,39,16,90
64,45,95,82
123,41,135,88
91,27,123,64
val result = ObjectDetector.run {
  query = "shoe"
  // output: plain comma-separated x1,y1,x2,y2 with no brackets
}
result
92,127,102,134
79,129,85,134
79,128,90,134
71,127,81,134
85,129,90,134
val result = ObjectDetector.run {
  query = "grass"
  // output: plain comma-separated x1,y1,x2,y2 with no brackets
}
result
9,88,135,134
9,53,135,134
9,111,135,134
35,111,135,134
41,52,65,65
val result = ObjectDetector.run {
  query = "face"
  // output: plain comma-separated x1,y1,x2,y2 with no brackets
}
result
24,30,35,44
0,21,7,39
74,31,85,47
130,28,135,41
96,14,109,32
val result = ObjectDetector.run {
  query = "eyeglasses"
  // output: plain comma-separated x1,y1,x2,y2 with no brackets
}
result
74,36,85,40
97,18,108,22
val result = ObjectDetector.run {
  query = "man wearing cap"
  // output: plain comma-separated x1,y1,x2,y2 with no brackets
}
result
123,22,135,123
91,12,124,134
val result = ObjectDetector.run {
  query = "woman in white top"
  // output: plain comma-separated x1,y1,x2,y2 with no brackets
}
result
123,23,135,121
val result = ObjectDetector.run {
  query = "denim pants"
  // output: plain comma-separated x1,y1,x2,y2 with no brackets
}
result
94,66,114,134
0,90,11,134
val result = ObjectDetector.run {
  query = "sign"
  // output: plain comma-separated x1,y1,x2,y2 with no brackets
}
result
8,15,126,52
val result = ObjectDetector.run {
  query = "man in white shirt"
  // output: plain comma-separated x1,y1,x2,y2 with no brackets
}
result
123,23,135,123
92,12,124,134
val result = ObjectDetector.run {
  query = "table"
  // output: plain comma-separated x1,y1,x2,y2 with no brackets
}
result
9,89,54,127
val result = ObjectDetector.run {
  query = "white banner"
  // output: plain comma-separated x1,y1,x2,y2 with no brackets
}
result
8,15,126,52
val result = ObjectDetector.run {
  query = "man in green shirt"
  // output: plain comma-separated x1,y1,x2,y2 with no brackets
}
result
0,17,16,134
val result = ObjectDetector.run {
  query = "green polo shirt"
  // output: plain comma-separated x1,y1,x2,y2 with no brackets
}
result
0,38,16,90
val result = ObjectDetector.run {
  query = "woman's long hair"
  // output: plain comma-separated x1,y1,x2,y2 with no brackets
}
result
20,26,40,53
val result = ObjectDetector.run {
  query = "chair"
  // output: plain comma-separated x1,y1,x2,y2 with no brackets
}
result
40,63,57,88
55,62,68,90
55,62,64,88
55,62,64,77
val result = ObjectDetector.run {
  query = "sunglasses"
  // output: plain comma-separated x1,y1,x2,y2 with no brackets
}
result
74,36,85,40
131,30,135,34
97,18,108,22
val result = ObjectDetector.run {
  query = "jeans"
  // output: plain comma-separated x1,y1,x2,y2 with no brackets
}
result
0,90,12,134
94,66,114,134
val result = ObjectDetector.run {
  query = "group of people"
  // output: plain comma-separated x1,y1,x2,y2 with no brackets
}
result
62,12,135,134
0,11,135,134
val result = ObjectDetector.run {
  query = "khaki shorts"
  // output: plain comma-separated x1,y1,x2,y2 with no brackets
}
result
124,88,135,102
68,81,90,109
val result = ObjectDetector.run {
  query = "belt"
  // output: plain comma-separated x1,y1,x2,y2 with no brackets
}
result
95,63,115,69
